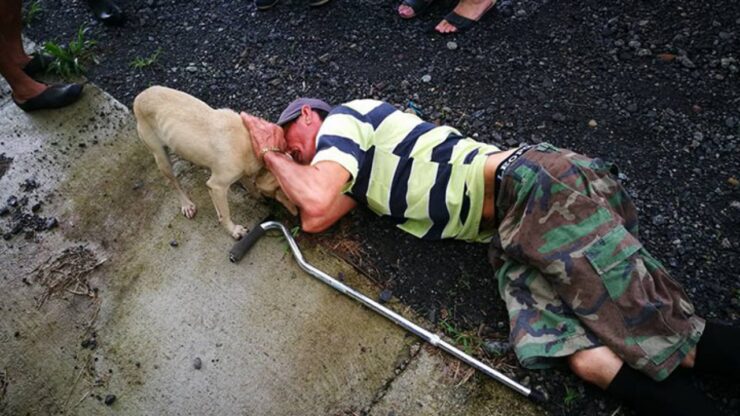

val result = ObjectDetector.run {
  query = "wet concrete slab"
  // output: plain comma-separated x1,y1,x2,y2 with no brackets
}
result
370,347,541,416
0,79,543,415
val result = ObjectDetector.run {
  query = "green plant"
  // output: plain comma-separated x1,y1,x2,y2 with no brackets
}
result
283,225,301,253
42,26,97,77
563,385,581,408
440,319,481,355
130,48,162,70
23,1,43,26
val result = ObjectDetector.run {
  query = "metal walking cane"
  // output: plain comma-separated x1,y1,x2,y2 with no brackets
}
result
229,220,546,403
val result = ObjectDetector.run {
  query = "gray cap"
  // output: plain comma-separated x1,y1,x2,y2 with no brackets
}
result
277,97,332,126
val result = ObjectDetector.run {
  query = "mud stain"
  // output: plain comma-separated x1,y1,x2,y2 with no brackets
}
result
0,154,11,180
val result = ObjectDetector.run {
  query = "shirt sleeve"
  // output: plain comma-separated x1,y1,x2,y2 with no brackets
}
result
311,111,371,192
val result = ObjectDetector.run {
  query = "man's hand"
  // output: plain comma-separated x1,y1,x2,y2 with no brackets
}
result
240,112,286,161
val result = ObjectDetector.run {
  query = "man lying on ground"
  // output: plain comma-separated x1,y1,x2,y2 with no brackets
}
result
240,98,739,416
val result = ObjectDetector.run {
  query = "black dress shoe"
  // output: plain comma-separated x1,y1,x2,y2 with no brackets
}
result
87,0,126,26
22,53,54,77
255,0,279,10
13,84,84,112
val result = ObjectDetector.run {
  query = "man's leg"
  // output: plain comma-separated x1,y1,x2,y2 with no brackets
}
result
692,321,740,377
0,0,45,101
496,145,705,381
569,346,724,416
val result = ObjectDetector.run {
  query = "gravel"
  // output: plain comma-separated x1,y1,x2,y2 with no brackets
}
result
22,0,740,414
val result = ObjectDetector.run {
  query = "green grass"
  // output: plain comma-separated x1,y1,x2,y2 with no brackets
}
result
283,225,300,253
23,1,43,26
130,48,162,70
563,385,581,408
440,319,481,355
42,26,97,78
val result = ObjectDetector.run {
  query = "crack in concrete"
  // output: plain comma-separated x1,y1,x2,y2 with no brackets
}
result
362,342,424,416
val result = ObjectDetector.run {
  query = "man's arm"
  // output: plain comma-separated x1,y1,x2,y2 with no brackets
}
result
262,152,356,232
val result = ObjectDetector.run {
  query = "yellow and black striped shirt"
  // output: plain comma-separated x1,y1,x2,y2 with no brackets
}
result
311,99,501,242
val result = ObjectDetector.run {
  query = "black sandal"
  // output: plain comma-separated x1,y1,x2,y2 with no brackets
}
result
86,0,126,26
439,0,495,33
308,0,332,7
399,0,435,19
255,0,279,10
13,84,83,112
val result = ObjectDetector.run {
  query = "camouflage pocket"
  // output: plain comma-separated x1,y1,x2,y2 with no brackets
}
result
584,225,641,279
585,225,680,365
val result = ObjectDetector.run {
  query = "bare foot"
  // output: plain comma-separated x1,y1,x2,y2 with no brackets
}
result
11,79,48,103
398,4,415,19
435,0,494,34
398,0,434,19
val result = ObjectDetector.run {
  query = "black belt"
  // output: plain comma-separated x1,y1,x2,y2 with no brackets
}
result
494,144,534,202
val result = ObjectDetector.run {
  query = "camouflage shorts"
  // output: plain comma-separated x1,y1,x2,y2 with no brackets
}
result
489,143,705,381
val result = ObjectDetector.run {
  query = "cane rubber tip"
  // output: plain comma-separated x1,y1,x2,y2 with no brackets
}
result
528,389,547,403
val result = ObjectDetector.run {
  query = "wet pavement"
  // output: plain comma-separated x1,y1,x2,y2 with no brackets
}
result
0,50,541,415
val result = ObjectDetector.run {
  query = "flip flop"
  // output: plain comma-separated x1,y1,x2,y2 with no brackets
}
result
398,0,435,19
255,0,278,10
308,0,332,6
438,0,496,34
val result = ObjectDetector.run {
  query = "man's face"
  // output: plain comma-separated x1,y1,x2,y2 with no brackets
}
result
282,107,322,164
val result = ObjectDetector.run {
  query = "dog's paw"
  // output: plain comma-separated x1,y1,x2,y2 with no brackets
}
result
231,225,248,240
181,203,197,219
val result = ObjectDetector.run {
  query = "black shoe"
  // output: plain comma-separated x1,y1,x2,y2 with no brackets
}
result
255,0,279,10
308,0,331,6
13,84,84,112
22,53,54,77
87,0,126,26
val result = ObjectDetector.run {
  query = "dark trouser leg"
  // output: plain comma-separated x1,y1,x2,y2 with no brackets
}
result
694,321,740,378
607,364,724,416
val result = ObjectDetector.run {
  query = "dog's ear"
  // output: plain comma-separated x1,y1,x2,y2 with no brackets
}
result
254,171,298,216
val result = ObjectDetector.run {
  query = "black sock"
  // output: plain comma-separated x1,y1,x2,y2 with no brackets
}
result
606,365,723,416
694,321,740,378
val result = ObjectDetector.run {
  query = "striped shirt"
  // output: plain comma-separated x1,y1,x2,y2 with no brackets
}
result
311,99,501,242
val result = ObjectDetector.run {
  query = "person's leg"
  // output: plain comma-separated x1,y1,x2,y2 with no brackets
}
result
0,0,46,100
0,0,84,110
569,347,724,416
692,321,740,377
496,144,705,382
436,0,495,34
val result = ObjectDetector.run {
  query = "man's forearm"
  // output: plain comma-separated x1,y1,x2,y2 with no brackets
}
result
263,151,326,211
262,151,352,229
